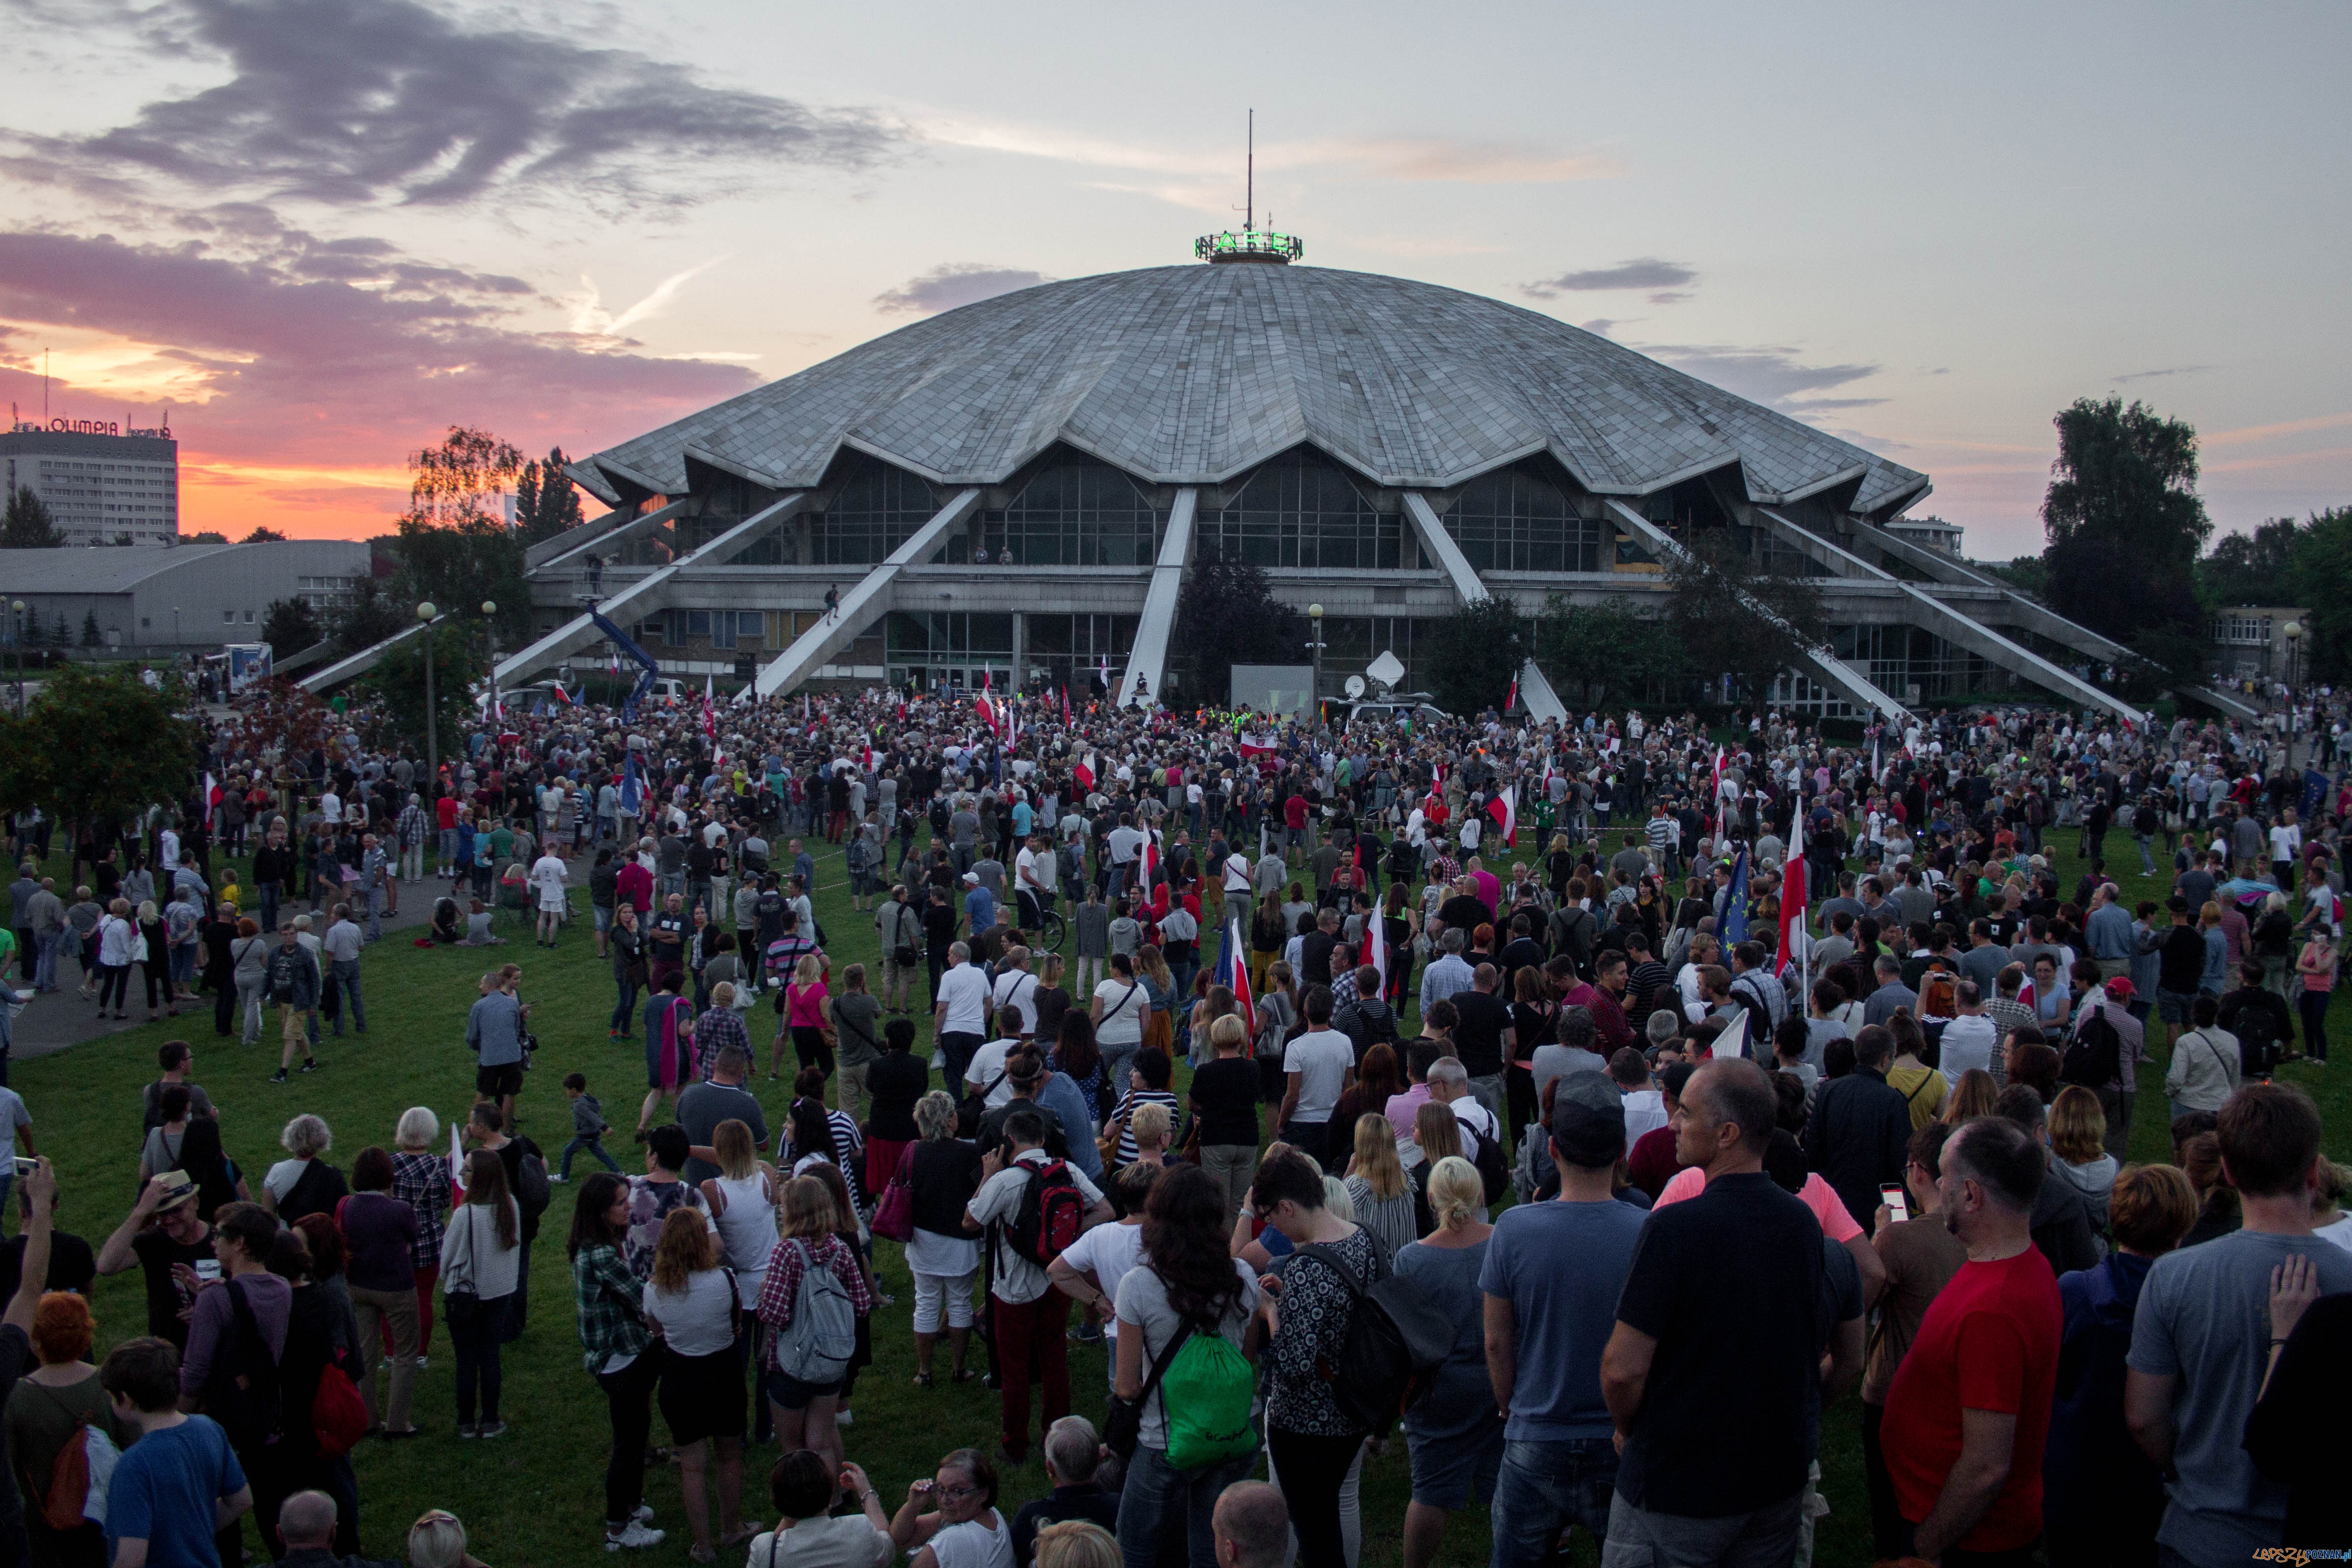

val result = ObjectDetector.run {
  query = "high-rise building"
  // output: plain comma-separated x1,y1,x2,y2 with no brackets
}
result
1,420,179,546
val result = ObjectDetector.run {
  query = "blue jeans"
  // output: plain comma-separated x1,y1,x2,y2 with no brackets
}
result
327,960,364,1033
1116,1443,1258,1568
258,883,281,938
31,930,59,992
1491,1438,1618,1568
561,1135,619,1177
610,976,641,1034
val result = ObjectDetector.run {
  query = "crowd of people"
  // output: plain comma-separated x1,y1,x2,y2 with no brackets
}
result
0,672,2344,1568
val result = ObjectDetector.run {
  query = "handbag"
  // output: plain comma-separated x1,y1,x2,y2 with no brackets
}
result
871,1145,916,1243
443,1208,482,1325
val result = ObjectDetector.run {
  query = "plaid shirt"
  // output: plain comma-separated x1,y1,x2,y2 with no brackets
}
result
1328,969,1360,1014
390,1150,449,1270
694,1006,749,1065
754,1233,871,1369
572,1242,652,1373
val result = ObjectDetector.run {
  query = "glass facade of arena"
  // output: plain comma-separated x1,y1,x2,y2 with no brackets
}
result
1440,467,1605,573
1319,615,1430,700
1200,450,1417,570
1831,623,2008,706
1021,613,1138,696
813,460,943,566
956,461,1162,567
886,611,1013,694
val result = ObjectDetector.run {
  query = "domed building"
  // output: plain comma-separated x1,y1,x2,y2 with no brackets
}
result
321,232,2167,722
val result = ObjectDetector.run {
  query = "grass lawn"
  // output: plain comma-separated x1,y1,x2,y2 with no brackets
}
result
15,826,2347,1567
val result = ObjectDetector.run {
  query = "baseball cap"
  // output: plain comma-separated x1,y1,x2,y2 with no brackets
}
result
2104,976,2136,1002
1548,1072,1627,1169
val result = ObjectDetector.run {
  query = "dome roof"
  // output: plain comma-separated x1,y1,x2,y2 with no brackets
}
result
581,263,1926,517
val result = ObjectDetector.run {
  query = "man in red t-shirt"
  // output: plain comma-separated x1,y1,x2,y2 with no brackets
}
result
1880,1115,2062,1565
433,792,460,877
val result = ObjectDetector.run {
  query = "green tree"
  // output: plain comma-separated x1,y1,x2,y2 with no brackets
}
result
2198,518,2302,607
185,531,229,544
49,612,69,648
1423,599,1530,716
0,664,199,844
79,609,102,648
243,526,287,543
331,578,411,656
1662,528,1826,701
2291,507,2352,684
0,490,63,549
1169,552,1304,703
1536,594,1682,707
1981,556,2049,598
362,620,484,760
393,428,531,638
514,449,588,544
2040,395,2211,687
262,597,324,653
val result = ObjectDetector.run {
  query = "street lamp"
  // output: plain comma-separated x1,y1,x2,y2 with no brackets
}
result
417,601,439,789
482,600,499,723
8,600,23,715
1306,603,1325,729
2282,619,2303,761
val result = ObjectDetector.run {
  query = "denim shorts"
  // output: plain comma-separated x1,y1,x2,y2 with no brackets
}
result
762,1367,843,1411
2157,989,2195,1025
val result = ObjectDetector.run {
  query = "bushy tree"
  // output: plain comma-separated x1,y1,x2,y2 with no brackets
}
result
2198,518,2302,607
330,578,410,656
362,620,484,762
1537,594,1682,707
2040,396,2211,687
243,526,288,543
262,597,323,653
185,531,229,544
392,428,532,639
1662,529,1826,702
1170,551,1305,703
2291,507,2352,684
1,490,63,549
515,448,587,543
1423,599,1530,716
0,664,199,843
79,610,102,648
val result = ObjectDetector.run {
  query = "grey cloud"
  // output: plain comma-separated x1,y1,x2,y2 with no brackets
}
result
17,0,903,210
2112,364,2214,383
1577,319,1618,335
1783,396,1890,411
1638,342,1882,412
873,264,1053,316
1521,257,1697,299
1645,290,1693,306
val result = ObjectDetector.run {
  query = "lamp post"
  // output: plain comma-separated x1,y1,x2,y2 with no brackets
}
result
482,600,499,723
2282,619,2303,764
7,600,22,715
1306,603,1325,730
417,601,439,788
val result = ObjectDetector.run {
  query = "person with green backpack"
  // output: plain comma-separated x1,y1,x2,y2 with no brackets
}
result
1108,1165,1262,1568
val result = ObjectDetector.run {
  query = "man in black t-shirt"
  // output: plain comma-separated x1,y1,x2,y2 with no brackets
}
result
1601,1059,1827,1565
1449,962,1514,1132
94,1171,214,1349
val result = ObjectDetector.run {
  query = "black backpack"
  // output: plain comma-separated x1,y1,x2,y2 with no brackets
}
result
2231,999,2283,1077
203,1279,284,1452
1295,1241,1452,1435
2060,1007,2122,1088
1466,1116,1511,1208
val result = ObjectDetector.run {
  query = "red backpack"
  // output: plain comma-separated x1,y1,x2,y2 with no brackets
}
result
1001,1158,1086,1268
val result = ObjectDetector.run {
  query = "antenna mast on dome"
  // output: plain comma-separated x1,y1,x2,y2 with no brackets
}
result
1196,109,1301,265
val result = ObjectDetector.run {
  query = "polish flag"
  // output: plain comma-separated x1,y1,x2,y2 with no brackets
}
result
1486,784,1516,849
702,676,721,764
1220,915,1255,1036
1777,809,1808,980
1505,676,1519,714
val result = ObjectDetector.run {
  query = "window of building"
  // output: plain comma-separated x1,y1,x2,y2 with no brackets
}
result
1200,449,1412,570
223,609,236,623
815,460,941,566
966,461,1161,567
1442,467,1602,573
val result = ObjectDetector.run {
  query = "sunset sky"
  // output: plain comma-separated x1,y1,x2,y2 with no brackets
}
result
1,0,2345,557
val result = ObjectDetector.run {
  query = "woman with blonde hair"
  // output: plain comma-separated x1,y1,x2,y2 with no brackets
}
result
754,1176,872,1475
779,952,834,1082
442,1148,520,1437
1343,1112,1416,1265
646,1207,756,1559
906,1090,984,1388
1408,1102,1463,1238
1940,1068,1999,1125
1188,1011,1262,1226
1036,1521,1119,1568
700,1119,780,1447
405,1509,487,1568
2048,1085,2120,1230
1394,1155,1501,1568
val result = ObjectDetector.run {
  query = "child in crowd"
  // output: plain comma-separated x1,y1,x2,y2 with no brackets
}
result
557,1071,619,1180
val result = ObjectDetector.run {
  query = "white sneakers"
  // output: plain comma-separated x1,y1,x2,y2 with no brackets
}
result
606,1521,664,1551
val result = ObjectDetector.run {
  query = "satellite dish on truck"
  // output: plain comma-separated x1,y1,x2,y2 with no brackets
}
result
1365,649,1405,695
1344,675,1367,699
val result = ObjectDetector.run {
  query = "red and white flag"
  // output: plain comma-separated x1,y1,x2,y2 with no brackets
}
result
1486,784,1516,849
1227,915,1255,1035
702,676,721,764
201,772,221,829
1505,676,1519,714
1777,810,1808,979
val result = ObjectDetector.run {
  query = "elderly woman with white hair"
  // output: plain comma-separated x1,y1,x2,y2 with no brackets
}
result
391,1106,451,1367
906,1090,984,1388
259,1112,349,1227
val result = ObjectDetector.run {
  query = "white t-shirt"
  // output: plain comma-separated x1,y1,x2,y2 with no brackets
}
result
967,1150,1105,1304
642,1267,737,1357
936,964,991,1035
530,854,568,909
927,1513,1013,1568
1283,1029,1354,1124
963,1039,1023,1109
1057,1219,1147,1359
1939,1014,1998,1084
1015,848,1053,899
1224,854,1251,893
1093,978,1147,1047
991,970,1041,1039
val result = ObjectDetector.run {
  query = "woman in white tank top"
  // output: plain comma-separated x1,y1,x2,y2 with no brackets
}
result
700,1119,781,1440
